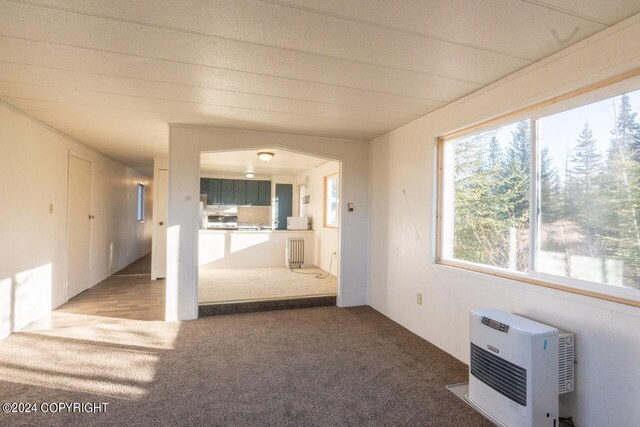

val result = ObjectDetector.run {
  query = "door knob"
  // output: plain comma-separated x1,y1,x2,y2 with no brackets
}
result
88,215,95,219
159,221,164,226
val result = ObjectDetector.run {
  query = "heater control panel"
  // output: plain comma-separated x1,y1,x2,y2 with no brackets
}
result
481,316,510,333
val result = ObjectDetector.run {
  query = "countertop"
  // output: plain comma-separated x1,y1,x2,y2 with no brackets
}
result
200,229,314,234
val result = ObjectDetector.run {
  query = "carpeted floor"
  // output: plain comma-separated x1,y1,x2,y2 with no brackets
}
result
0,306,490,426
199,266,337,303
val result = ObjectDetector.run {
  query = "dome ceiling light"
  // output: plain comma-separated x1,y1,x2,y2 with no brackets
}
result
257,151,274,162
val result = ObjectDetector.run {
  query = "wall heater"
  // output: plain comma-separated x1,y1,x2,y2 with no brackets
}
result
286,237,304,269
468,308,575,427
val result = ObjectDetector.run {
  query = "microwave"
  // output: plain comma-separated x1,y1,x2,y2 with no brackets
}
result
287,216,309,230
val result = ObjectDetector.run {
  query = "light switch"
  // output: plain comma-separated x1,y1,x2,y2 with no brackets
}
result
348,202,354,212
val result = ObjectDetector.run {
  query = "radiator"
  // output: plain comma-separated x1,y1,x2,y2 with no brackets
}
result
286,237,304,269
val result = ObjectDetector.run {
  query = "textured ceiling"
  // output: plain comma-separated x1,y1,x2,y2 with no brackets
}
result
201,148,329,177
1,0,640,175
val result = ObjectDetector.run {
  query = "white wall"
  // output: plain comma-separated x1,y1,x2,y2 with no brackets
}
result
294,161,340,275
199,230,314,268
0,101,152,340
167,126,368,321
368,14,640,426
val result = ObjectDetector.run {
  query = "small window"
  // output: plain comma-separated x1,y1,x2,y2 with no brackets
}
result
136,183,145,222
324,174,339,228
298,184,306,217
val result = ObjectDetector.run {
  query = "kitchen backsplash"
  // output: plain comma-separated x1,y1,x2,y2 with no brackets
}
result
237,206,270,225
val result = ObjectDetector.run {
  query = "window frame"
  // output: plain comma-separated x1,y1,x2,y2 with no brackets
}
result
298,183,306,217
435,69,640,308
323,173,339,228
136,182,145,223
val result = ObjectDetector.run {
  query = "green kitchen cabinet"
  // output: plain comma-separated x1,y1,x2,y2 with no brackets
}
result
246,180,260,205
221,180,234,205
209,179,221,205
259,181,271,206
200,178,209,200
233,180,246,205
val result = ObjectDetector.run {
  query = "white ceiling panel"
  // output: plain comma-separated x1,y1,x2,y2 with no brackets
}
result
1,0,639,174
0,67,421,126
525,0,640,25
201,149,330,177
9,0,529,82
0,40,445,115
244,0,613,58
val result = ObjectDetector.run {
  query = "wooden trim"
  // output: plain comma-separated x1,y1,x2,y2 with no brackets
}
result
323,173,339,228
440,67,640,142
435,137,445,262
437,260,640,308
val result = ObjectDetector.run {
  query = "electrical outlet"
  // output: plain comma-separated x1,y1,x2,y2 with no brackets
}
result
417,293,422,305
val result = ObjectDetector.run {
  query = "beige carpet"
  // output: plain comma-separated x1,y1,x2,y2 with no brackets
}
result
0,306,490,427
199,267,337,304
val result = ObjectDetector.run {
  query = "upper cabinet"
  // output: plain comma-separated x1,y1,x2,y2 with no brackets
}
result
201,178,271,206
246,180,260,206
259,181,271,206
233,180,246,205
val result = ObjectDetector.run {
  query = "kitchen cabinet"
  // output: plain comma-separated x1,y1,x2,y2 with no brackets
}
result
259,181,271,206
200,178,209,199
209,179,221,205
221,180,234,205
200,178,271,206
246,180,260,206
233,180,246,205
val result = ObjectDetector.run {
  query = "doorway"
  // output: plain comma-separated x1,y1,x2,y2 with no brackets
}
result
66,153,92,300
152,168,168,279
197,148,340,309
275,183,293,230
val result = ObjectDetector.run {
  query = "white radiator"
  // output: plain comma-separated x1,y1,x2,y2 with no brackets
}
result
286,237,304,269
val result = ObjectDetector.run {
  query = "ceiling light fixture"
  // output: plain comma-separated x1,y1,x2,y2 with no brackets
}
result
257,151,274,162
246,171,255,178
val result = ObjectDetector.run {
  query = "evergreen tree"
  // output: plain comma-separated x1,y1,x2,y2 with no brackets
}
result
600,95,640,286
568,122,603,236
540,147,562,223
500,120,530,223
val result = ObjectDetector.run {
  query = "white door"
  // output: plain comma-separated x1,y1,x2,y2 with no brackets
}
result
154,169,168,278
67,155,92,299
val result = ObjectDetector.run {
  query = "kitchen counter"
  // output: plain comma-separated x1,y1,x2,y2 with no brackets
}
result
200,229,313,234
199,229,314,268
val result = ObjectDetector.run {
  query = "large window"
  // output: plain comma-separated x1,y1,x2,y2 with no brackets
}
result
324,174,339,228
439,83,640,301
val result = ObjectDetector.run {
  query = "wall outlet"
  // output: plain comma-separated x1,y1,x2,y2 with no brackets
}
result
417,293,422,305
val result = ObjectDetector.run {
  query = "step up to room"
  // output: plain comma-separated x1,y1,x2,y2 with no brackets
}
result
198,295,336,317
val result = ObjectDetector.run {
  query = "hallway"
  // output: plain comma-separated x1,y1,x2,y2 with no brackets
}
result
45,254,164,324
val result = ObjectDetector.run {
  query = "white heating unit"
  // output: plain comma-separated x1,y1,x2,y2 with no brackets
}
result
468,308,575,427
286,237,305,269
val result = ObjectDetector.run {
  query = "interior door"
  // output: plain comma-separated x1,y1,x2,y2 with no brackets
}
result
275,184,293,230
155,169,169,278
67,155,92,299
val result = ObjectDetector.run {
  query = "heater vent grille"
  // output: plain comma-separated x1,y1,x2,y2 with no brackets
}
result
558,333,575,394
470,343,527,406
